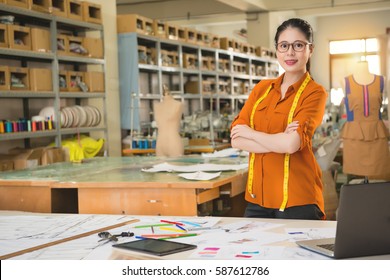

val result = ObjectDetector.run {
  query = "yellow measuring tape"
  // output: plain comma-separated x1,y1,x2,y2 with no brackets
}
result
248,73,311,211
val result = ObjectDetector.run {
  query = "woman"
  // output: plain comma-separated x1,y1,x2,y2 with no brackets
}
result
230,18,327,220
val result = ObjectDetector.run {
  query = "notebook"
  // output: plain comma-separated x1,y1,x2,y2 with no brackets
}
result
296,181,390,259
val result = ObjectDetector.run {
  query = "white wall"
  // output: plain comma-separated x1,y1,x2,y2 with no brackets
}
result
313,10,390,90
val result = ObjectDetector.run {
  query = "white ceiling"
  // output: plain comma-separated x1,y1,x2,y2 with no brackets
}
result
116,0,390,21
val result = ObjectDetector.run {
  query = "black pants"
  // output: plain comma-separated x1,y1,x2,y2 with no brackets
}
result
244,202,324,220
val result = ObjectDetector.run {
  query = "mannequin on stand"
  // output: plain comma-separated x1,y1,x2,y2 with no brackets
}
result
154,85,184,157
341,60,390,181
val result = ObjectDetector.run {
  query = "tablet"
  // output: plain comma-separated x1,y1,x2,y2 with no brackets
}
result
112,238,197,256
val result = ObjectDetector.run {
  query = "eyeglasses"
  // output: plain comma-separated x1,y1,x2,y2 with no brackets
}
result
276,40,312,53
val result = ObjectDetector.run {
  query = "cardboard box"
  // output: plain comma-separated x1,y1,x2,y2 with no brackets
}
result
28,0,51,13
0,159,14,171
196,31,204,46
41,147,65,166
189,138,209,146
152,20,166,38
234,41,242,53
184,80,200,94
138,45,147,64
0,66,10,90
9,67,29,90
29,68,52,91
67,0,83,21
31,27,51,52
83,37,103,58
4,0,29,9
67,70,85,91
220,37,234,51
218,59,230,72
210,34,220,49
7,25,31,51
177,26,186,42
183,53,198,69
8,147,44,170
57,34,68,55
0,154,14,171
0,23,8,48
67,36,85,56
166,24,178,40
117,14,154,35
49,0,68,18
84,71,104,92
58,70,68,91
185,28,197,44
184,80,215,94
82,1,102,24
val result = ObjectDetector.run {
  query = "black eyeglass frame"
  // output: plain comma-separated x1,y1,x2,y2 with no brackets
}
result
275,40,313,53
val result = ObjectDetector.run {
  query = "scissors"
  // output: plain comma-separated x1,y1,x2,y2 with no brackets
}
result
98,231,134,243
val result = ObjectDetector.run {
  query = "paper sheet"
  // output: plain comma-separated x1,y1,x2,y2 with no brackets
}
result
142,162,248,173
178,171,221,180
201,148,240,158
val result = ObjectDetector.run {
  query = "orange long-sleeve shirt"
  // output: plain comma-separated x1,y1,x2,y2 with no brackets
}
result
231,72,328,215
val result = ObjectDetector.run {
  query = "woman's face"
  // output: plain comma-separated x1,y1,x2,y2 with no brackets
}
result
276,27,313,74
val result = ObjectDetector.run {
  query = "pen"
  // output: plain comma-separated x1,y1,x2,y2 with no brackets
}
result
187,226,221,231
140,233,197,238
288,232,304,234
176,224,187,232
159,233,198,240
134,223,173,228
179,221,202,227
135,236,147,240
160,220,185,226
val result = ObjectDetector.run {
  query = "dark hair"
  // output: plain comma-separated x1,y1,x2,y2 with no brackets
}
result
274,18,314,72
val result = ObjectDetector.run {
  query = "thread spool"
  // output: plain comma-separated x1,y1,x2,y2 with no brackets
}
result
5,121,12,133
12,121,18,132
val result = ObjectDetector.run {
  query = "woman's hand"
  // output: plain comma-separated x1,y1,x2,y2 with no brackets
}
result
284,121,299,134
230,124,254,140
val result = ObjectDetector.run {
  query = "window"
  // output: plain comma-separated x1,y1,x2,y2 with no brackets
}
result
329,38,381,106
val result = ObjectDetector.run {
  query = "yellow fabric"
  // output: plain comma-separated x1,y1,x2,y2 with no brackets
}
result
50,136,104,162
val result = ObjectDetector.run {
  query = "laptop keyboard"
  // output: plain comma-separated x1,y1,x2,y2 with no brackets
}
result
318,243,335,252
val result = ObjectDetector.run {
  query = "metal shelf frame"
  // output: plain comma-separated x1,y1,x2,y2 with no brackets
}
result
0,3,108,150
118,32,279,131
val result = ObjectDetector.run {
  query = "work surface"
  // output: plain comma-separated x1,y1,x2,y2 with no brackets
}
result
0,156,248,216
1,212,389,260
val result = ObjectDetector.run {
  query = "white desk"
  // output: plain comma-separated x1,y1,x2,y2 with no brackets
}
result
1,212,389,260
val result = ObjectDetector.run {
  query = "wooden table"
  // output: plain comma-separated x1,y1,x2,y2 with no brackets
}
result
0,156,248,216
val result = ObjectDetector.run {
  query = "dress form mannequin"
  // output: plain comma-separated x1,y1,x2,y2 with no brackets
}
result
352,60,375,85
154,85,184,157
341,60,390,179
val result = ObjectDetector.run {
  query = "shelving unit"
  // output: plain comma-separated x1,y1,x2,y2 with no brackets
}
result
118,32,279,140
0,2,108,153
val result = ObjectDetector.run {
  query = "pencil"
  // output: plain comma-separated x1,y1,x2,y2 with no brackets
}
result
134,223,173,228
159,233,198,240
159,226,186,233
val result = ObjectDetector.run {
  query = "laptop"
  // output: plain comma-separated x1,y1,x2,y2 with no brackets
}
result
296,181,390,259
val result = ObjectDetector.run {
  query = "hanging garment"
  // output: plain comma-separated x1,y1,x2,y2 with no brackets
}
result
342,74,390,177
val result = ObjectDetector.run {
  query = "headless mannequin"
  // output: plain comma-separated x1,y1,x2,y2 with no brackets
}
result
352,61,375,85
341,60,390,180
154,85,184,157
340,61,375,89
